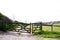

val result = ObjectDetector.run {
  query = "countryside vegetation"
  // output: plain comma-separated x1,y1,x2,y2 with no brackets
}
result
0,13,60,38
0,13,18,31
0,13,29,31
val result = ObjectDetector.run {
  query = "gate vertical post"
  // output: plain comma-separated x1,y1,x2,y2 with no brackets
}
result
30,23,33,34
30,23,31,33
40,22,42,31
32,23,33,33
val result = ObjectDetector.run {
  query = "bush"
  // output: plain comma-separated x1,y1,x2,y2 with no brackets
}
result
6,24,18,31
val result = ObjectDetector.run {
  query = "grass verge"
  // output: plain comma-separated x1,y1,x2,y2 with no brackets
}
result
17,31,21,35
34,31,60,38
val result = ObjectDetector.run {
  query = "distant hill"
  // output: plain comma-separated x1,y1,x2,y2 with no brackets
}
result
31,21,60,26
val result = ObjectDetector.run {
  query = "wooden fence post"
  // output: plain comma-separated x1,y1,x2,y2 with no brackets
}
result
30,23,33,34
30,23,31,33
32,24,33,33
51,25,53,32
40,22,42,31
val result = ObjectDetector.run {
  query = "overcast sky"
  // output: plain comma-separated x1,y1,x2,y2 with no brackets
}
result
0,0,60,23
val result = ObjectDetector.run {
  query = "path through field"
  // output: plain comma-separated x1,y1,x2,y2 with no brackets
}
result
0,31,59,40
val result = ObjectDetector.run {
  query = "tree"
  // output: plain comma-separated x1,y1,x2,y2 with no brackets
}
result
0,13,6,31
0,13,17,31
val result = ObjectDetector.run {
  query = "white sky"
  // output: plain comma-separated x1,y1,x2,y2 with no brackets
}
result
0,0,60,23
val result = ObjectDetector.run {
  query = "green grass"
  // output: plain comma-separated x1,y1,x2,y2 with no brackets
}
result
34,31,60,38
43,26,51,31
33,26,60,38
26,25,31,28
26,25,60,38
26,25,60,32
43,26,60,32
17,31,21,35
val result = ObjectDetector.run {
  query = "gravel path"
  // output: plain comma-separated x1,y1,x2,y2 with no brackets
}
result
0,31,59,40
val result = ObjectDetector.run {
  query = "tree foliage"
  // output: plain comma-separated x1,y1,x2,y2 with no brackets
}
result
0,13,18,31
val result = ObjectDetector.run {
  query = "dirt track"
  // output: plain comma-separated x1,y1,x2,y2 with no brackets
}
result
0,31,59,40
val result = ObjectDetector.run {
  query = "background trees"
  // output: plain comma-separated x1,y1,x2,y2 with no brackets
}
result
0,13,18,31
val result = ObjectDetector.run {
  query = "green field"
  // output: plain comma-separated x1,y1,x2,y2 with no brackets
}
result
43,26,60,32
26,25,60,38
34,26,60,38
26,25,60,32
